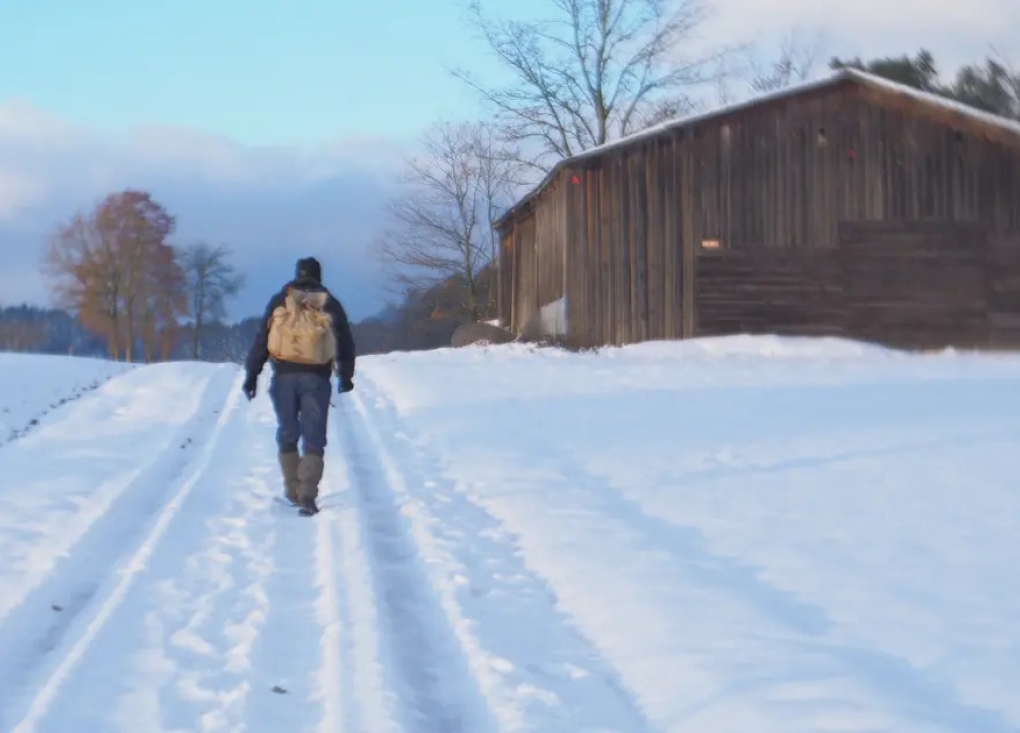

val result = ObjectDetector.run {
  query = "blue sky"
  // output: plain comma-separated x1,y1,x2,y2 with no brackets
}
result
1,0,1017,323
0,0,517,144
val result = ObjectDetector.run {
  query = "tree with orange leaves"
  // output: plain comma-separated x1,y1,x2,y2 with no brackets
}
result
42,189,188,362
141,242,189,362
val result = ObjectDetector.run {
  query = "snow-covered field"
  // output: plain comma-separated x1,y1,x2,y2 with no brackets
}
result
0,353,134,446
0,337,1017,733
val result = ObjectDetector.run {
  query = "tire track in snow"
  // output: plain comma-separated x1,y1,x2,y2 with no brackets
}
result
515,442,1020,733
237,397,332,733
112,391,311,733
2,368,244,733
313,488,396,733
20,375,323,732
321,391,500,733
0,365,236,728
306,406,406,733
0,364,230,630
347,375,658,733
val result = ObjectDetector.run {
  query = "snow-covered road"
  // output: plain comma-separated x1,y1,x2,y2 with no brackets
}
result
0,338,1017,733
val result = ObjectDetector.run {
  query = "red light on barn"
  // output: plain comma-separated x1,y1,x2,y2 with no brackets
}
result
570,175,581,185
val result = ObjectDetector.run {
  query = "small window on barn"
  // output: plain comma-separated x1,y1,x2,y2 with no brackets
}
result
701,238,723,250
817,127,827,148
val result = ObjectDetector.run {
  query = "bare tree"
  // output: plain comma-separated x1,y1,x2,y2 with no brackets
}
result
181,242,244,358
473,123,529,316
747,27,825,93
373,120,523,321
454,0,730,172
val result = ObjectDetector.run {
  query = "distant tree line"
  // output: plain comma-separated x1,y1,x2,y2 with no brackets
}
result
828,49,1020,121
0,304,107,355
0,292,482,359
0,303,261,361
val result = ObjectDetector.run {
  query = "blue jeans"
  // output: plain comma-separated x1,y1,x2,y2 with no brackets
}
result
269,371,331,455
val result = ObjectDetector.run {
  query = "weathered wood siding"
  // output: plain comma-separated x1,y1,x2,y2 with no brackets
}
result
837,220,990,348
563,138,687,346
688,84,1020,254
534,176,567,315
695,220,1020,349
497,230,514,329
497,178,567,332
695,251,844,337
500,79,1020,348
990,241,1020,346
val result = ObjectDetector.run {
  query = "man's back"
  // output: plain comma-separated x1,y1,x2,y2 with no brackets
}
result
245,259,356,385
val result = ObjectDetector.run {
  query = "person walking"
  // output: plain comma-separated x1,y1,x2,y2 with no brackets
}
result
242,257,356,515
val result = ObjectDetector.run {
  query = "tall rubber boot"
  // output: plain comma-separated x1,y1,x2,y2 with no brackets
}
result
279,451,300,505
297,453,324,515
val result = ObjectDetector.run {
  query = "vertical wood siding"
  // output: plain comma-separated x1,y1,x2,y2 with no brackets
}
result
497,229,514,328
499,81,1020,348
497,179,567,332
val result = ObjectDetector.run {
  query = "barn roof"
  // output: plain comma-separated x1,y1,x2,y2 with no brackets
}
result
493,67,1020,229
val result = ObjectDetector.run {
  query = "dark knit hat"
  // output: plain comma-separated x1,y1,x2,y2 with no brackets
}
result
296,257,322,283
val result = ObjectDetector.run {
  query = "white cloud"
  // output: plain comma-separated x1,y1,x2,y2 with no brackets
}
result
0,169,46,219
0,100,407,322
690,0,1019,87
0,99,92,147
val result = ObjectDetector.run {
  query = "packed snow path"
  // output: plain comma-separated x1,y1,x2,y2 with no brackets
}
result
0,338,1017,733
0,359,647,732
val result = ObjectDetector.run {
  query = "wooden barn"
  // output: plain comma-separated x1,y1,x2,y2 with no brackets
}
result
493,67,1020,350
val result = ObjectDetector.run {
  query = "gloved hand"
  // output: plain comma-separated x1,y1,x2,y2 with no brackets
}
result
338,376,354,394
242,372,258,400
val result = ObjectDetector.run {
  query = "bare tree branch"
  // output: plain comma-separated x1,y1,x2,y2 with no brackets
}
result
746,27,825,93
182,241,245,359
452,0,735,171
372,121,525,320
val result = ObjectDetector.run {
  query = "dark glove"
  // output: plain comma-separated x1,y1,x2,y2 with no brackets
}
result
242,372,258,400
338,376,354,394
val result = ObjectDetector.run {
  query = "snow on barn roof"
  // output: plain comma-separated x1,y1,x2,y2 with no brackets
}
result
493,67,1020,229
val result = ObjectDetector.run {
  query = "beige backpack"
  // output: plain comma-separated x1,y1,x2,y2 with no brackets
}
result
267,288,337,366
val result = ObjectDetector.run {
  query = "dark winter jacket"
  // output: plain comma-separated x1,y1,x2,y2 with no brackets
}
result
245,276,356,383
